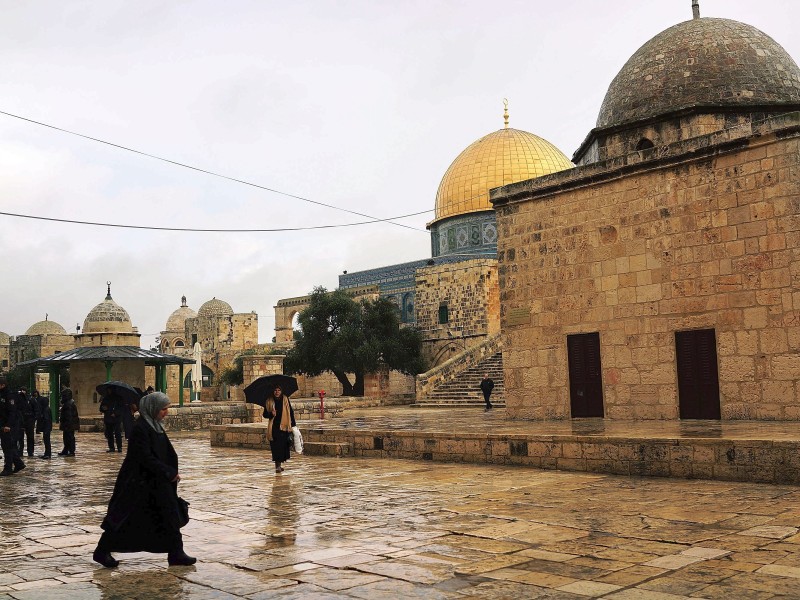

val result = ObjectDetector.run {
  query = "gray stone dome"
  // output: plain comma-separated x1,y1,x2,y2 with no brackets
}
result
25,318,67,336
597,17,800,128
83,287,134,334
198,297,233,318
166,296,197,331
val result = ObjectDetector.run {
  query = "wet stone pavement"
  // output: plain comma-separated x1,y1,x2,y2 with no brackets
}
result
2,432,800,599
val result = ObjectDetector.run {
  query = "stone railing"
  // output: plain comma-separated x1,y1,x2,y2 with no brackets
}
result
245,394,414,423
416,333,503,401
83,402,248,432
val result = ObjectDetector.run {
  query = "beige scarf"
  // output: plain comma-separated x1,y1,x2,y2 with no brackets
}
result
266,395,292,441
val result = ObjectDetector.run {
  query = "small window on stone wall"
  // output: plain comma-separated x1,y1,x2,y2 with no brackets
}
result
175,340,184,347
438,303,449,325
636,138,655,150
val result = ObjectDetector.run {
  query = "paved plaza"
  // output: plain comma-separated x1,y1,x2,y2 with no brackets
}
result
2,430,800,599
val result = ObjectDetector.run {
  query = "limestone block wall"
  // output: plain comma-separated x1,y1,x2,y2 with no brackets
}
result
494,116,800,420
71,360,145,416
73,332,140,348
9,333,74,367
415,259,500,366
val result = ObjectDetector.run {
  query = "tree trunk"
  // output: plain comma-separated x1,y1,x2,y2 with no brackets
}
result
332,370,355,396
353,372,365,396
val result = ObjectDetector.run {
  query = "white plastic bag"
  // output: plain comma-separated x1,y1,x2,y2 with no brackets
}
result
291,426,303,454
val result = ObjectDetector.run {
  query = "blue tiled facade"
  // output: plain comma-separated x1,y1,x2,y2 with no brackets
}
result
338,214,497,324
429,211,498,258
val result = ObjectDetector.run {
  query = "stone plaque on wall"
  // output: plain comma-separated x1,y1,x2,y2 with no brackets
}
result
506,307,531,326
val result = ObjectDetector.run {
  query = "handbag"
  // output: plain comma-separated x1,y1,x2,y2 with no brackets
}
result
176,496,190,528
291,426,303,454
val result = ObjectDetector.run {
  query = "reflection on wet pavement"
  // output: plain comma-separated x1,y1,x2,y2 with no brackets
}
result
301,407,800,441
2,430,800,598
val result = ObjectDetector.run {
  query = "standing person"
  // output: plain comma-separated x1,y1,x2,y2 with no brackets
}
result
479,373,494,411
264,385,295,474
17,388,36,457
93,392,195,568
35,390,52,459
99,391,123,453
57,388,80,456
0,377,25,476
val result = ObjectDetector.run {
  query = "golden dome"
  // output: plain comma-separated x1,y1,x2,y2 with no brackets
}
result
432,123,572,224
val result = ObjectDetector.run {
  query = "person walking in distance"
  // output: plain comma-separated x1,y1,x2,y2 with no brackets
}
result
16,388,36,457
35,390,53,459
58,388,80,456
0,377,26,476
99,391,123,453
479,373,494,411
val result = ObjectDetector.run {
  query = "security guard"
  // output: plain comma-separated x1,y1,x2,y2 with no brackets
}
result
0,376,26,476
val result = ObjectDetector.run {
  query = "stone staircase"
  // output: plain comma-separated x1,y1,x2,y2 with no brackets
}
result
416,352,505,407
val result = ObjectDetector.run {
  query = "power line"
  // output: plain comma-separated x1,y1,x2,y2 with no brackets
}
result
0,109,430,232
0,208,431,233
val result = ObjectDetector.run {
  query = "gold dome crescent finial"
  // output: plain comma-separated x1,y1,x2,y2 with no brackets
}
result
503,98,509,129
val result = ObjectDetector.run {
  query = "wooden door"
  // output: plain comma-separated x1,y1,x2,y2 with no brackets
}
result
675,329,721,419
567,332,604,418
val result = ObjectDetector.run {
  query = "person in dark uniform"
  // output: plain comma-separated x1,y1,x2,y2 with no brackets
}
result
34,390,53,459
479,373,494,411
99,391,123,453
57,388,80,456
16,388,36,457
93,392,195,568
264,385,295,474
0,376,25,476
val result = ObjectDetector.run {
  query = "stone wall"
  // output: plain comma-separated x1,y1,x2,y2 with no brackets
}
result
88,402,247,432
72,360,145,416
415,258,500,367
492,114,800,420
184,312,258,379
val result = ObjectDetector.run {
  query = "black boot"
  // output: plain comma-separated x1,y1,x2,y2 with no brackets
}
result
168,550,197,566
92,550,119,568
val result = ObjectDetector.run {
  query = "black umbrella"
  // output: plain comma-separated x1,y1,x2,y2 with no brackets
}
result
96,381,141,406
243,374,298,407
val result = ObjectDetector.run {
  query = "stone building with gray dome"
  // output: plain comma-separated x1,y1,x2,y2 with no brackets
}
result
493,5,800,420
7,317,73,392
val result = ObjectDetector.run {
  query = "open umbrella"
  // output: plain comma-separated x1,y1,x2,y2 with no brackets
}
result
96,381,140,406
243,374,298,407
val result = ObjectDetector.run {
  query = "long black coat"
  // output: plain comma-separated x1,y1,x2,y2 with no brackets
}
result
35,395,52,434
100,419,182,552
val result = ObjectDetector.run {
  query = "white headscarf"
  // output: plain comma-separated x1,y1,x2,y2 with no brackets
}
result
139,392,170,433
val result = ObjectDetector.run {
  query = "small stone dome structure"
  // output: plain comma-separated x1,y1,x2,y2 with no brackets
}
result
25,317,67,336
83,285,134,334
597,17,800,129
166,296,197,331
198,297,234,319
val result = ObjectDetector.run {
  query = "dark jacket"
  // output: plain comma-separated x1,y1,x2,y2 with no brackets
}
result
480,378,495,394
35,394,52,433
99,395,123,425
101,419,181,536
59,390,80,432
0,387,20,433
18,392,35,423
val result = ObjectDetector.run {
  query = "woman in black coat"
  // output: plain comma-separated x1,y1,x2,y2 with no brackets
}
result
264,385,295,473
93,392,195,568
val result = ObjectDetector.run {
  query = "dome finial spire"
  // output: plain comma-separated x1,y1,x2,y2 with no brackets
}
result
181,295,187,307
503,98,509,129
106,281,112,300
692,0,700,19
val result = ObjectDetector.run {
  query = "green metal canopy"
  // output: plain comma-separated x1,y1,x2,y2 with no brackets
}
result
17,346,195,367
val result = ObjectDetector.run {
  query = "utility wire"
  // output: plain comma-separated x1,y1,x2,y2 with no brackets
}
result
0,208,431,233
0,109,430,232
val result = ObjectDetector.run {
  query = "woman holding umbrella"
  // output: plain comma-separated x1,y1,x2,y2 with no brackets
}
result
265,385,296,474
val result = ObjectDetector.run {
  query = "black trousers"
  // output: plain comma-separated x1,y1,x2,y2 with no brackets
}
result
62,430,76,455
41,429,52,456
17,418,35,456
104,421,122,451
482,390,493,407
1,430,24,472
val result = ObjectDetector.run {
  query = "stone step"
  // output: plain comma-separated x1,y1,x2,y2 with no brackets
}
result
302,441,352,457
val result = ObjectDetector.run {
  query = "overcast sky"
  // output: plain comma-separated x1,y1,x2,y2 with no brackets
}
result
1,0,797,347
